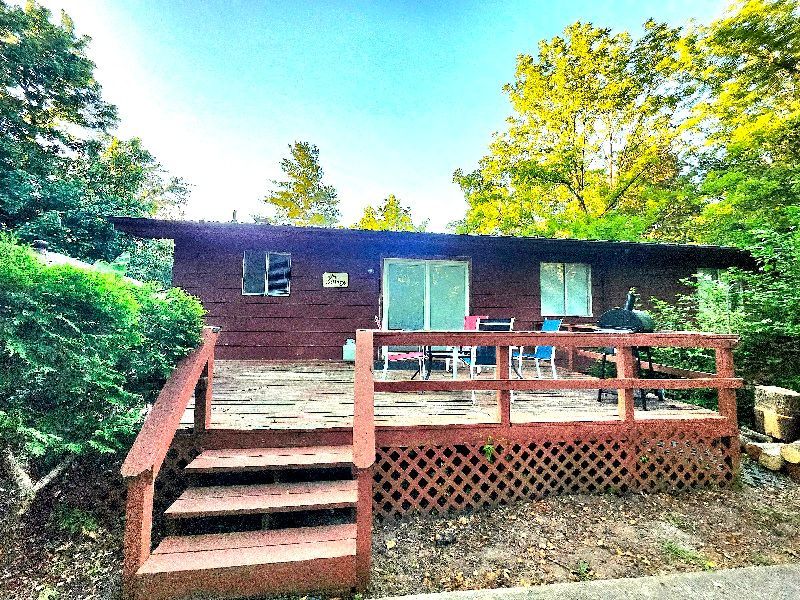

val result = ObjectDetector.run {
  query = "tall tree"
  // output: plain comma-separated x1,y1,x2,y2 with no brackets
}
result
683,0,800,246
353,194,427,232
454,20,692,240
262,141,340,227
0,1,187,283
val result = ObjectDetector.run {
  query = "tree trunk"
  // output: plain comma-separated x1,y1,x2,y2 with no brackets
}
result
1,447,76,528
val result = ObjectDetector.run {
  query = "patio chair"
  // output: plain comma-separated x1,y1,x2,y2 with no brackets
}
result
432,315,489,375
382,346,426,380
463,318,514,403
512,318,562,379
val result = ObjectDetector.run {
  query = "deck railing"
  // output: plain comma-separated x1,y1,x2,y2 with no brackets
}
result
120,326,218,597
353,329,741,448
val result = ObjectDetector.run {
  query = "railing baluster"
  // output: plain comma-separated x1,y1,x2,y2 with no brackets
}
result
353,329,375,469
496,345,511,426
715,347,738,421
193,359,212,433
616,346,637,422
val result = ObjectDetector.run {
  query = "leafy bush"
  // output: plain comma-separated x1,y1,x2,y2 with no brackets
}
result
649,229,800,422
0,235,204,482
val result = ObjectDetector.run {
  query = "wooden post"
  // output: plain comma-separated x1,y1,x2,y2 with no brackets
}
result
715,347,738,422
496,345,511,426
354,467,372,590
353,330,376,469
122,470,155,599
616,346,636,422
193,359,212,433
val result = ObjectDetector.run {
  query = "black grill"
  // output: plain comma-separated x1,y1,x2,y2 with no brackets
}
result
597,290,655,332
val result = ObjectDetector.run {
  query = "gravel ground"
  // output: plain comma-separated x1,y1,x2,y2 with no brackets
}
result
1,456,798,600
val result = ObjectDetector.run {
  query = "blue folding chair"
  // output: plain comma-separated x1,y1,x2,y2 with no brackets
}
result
513,318,562,379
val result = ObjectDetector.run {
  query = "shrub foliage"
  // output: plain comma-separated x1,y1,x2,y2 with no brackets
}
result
0,236,204,474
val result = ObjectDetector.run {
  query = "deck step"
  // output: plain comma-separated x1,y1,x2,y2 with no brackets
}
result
185,445,354,473
165,480,358,518
136,525,356,599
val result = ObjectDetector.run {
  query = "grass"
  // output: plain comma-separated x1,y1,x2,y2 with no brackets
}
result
661,540,716,570
572,560,593,581
664,512,697,533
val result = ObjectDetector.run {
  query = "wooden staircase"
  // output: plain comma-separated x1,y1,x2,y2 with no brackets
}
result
121,329,376,600
132,446,370,599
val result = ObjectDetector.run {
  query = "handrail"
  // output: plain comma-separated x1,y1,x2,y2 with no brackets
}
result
121,326,219,479
371,330,739,348
121,325,218,598
353,330,742,442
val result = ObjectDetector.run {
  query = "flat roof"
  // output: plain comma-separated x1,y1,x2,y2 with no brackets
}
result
108,216,753,267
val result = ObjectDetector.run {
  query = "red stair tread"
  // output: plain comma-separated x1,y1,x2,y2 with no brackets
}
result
165,480,357,518
139,537,356,574
153,524,356,554
185,445,353,472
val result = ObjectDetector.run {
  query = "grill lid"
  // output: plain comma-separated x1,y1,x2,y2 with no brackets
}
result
597,289,655,332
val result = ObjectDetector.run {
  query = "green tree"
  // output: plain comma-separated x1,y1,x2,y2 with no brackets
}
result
0,0,117,177
261,141,340,227
0,2,187,284
454,20,693,240
353,194,427,232
683,0,800,246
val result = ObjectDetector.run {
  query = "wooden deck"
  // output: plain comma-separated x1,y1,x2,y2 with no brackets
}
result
180,360,720,430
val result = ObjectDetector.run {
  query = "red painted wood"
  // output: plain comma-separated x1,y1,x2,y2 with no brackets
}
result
135,553,356,600
373,377,742,392
165,480,357,518
152,524,355,555
185,445,353,472
122,470,154,600
372,330,739,349
145,220,752,361
616,347,637,422
715,347,738,423
355,468,372,590
353,329,375,469
496,346,511,426
122,328,218,478
193,363,211,433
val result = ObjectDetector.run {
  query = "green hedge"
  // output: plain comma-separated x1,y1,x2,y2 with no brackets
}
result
0,235,205,469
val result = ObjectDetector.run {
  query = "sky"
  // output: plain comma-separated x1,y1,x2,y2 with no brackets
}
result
35,0,725,231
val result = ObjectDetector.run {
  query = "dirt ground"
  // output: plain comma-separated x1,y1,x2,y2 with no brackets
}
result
1,456,798,600
368,457,800,598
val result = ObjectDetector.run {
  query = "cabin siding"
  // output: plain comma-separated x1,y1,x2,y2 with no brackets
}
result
172,233,711,361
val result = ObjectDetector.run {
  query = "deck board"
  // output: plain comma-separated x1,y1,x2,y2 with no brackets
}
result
179,360,720,430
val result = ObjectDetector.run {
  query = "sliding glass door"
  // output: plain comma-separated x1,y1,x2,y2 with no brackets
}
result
383,259,469,330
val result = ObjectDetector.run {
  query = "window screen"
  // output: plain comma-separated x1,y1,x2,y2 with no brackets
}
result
242,251,291,296
243,250,267,295
267,253,291,296
540,262,591,316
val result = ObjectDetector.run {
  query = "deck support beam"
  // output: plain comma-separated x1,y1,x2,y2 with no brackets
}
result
354,467,372,590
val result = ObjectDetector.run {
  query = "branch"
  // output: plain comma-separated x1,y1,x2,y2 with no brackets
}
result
33,454,77,494
600,169,646,216
1,446,34,495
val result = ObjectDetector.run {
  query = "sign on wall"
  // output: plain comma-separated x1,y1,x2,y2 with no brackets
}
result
323,272,349,288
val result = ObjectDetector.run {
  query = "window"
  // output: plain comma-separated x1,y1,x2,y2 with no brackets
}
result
242,251,291,296
383,259,469,330
540,262,591,316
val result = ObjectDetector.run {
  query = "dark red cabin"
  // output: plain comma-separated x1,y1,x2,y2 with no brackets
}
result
111,217,751,360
